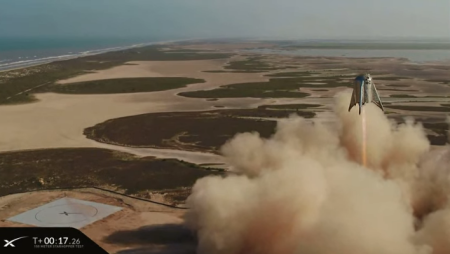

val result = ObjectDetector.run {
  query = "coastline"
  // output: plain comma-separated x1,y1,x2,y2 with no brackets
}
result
0,39,186,73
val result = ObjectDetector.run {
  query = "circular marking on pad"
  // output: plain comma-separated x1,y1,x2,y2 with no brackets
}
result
35,204,98,224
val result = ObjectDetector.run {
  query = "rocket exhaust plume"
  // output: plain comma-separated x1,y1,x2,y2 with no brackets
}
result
184,91,450,254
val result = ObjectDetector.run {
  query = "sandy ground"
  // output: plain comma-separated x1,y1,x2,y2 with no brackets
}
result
57,62,165,84
0,189,189,253
0,59,273,164
1,56,448,165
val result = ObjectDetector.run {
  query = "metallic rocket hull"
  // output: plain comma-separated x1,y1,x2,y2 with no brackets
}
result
348,74,384,114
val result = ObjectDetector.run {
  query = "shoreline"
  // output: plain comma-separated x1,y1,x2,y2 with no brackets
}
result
0,38,190,73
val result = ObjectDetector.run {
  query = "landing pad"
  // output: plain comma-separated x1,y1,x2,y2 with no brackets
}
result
7,198,122,229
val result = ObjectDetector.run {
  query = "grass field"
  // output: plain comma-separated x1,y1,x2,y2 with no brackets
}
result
178,76,352,99
84,108,316,154
0,148,221,202
37,77,204,94
0,45,231,104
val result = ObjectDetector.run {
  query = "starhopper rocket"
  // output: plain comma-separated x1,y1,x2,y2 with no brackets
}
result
348,74,384,114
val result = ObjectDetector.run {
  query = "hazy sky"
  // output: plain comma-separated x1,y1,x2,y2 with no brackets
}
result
1,0,449,40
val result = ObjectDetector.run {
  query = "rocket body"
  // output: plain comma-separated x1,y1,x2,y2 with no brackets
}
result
348,74,384,114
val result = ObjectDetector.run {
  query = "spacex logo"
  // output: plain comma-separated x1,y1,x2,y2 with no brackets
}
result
3,236,28,247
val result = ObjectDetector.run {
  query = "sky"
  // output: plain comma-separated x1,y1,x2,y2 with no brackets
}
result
0,0,449,40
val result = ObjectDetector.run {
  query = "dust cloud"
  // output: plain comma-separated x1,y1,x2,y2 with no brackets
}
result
184,91,450,254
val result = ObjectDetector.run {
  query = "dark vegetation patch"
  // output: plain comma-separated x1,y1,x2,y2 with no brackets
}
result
223,56,278,72
37,77,204,94
425,96,450,98
378,89,418,92
385,84,412,87
0,45,231,104
84,109,316,154
258,103,322,110
202,70,263,73
105,224,196,247
389,94,418,98
422,122,449,145
264,71,314,77
425,79,450,85
178,76,352,99
372,76,408,81
389,117,449,146
386,105,450,112
0,148,221,202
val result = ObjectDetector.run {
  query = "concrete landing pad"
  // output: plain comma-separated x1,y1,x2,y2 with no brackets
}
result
7,197,122,229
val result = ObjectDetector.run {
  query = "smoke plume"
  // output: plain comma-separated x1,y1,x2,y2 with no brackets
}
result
184,91,450,254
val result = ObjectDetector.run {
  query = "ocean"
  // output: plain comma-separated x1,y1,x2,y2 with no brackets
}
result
3,38,450,72
0,37,164,71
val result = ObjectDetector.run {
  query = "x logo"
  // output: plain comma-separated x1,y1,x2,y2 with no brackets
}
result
3,236,27,247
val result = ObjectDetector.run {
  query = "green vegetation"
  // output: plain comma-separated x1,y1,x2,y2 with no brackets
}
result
84,109,316,154
0,148,220,201
38,77,204,94
0,45,231,105
178,76,351,99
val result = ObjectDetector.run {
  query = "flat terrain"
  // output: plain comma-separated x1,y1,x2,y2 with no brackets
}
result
178,75,353,99
40,77,205,94
1,40,450,253
84,107,317,154
0,148,222,204
0,45,230,104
